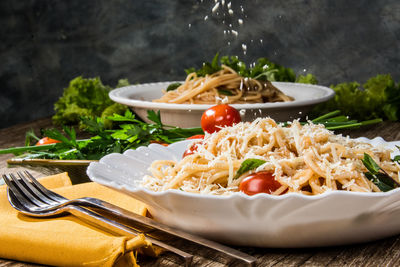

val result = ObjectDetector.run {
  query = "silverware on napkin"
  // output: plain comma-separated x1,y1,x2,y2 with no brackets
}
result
3,171,256,266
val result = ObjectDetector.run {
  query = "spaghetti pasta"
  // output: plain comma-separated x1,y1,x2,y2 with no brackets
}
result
153,65,293,104
142,118,400,195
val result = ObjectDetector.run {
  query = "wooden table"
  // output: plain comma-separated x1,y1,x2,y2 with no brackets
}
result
1,118,400,266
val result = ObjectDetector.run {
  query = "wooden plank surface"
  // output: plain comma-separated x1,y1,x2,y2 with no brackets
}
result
1,118,400,267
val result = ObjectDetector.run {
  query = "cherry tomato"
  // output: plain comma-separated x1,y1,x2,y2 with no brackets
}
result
35,137,61,146
182,141,202,158
239,171,282,196
186,134,205,140
201,104,241,134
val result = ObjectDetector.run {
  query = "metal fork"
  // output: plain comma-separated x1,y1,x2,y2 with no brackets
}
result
3,171,257,266
3,172,193,266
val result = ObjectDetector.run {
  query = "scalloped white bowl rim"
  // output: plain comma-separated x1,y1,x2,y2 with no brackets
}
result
87,136,400,248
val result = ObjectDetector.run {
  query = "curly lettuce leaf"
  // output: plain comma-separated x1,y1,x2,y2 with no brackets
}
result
53,77,129,128
116,78,130,88
311,74,400,121
296,73,318,84
366,74,400,121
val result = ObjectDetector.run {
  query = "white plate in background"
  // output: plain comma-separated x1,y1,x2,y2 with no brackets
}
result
109,81,334,128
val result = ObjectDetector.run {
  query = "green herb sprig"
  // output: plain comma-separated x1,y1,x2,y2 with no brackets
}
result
362,153,400,192
0,110,203,160
183,53,317,84
305,110,382,130
0,110,383,161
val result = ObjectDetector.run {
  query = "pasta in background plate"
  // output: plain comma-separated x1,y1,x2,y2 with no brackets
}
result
142,118,400,195
153,65,293,104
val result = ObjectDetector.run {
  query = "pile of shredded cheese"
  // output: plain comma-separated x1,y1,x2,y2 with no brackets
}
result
142,118,400,195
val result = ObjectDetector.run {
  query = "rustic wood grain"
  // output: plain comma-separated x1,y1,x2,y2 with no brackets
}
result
1,118,400,266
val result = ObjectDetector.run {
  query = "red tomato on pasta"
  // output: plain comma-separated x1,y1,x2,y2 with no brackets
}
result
201,104,241,134
35,137,61,146
239,171,282,195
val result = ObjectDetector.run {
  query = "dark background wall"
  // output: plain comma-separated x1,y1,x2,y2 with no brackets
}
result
1,0,399,129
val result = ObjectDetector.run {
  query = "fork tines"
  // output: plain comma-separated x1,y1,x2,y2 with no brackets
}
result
3,172,56,209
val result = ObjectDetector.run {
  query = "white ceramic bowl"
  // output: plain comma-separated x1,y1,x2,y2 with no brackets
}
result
109,82,334,128
87,137,400,248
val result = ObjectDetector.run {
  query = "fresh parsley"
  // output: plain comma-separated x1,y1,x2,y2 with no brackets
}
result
0,110,203,160
0,111,383,161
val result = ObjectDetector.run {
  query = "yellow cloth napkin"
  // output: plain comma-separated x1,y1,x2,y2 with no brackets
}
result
0,172,155,267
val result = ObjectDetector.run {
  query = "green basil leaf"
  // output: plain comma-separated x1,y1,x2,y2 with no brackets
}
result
362,153,399,192
361,153,381,174
364,172,395,192
375,173,399,188
234,158,266,180
166,82,182,91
